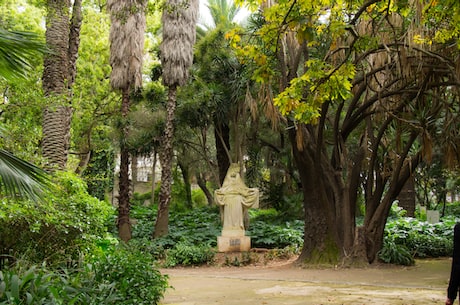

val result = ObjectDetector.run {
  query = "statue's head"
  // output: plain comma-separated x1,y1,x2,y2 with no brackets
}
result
222,163,246,189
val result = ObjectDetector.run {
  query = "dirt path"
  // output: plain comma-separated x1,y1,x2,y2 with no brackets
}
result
160,258,451,305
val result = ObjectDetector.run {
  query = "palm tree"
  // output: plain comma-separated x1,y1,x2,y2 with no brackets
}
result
42,0,82,171
108,0,146,242
154,0,199,237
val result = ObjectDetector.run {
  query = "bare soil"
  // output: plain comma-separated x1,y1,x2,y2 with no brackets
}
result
160,255,452,305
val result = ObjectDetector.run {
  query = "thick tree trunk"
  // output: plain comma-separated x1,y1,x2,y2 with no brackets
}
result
42,106,72,170
290,125,342,264
42,0,73,171
117,88,131,242
155,86,177,238
42,0,81,171
291,122,377,265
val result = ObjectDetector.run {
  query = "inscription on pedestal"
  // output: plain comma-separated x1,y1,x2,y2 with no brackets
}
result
230,239,241,246
218,236,251,252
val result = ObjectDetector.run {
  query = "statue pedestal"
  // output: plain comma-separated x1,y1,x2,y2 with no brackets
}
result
217,235,251,252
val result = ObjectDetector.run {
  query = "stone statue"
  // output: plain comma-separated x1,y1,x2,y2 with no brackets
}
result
214,163,259,237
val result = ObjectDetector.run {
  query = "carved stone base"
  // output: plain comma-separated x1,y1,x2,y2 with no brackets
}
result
217,236,251,252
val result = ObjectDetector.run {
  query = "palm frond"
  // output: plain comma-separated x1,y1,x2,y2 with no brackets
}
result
0,149,50,201
0,28,48,81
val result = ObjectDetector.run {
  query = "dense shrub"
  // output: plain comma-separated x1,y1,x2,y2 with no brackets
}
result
0,171,114,265
248,220,303,249
379,210,457,264
0,246,168,305
248,209,304,249
164,242,215,267
90,245,168,305
378,239,414,266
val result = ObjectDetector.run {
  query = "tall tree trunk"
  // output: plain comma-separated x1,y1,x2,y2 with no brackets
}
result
155,86,177,238
42,0,81,171
290,125,340,264
149,151,157,206
117,89,132,242
107,0,146,242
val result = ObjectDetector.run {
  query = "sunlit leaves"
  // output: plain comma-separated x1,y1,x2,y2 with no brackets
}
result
274,61,355,123
227,0,359,124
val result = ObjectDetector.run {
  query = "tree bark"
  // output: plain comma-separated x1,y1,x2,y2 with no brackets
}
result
178,160,192,208
290,124,342,264
117,88,132,242
214,121,230,186
42,0,78,171
197,173,214,206
155,86,177,238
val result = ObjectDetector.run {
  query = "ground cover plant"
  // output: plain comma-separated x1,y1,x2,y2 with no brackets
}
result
378,203,458,265
128,198,459,267
128,202,304,266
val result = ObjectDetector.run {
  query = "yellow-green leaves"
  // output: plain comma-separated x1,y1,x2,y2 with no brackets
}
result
227,0,359,125
274,61,355,124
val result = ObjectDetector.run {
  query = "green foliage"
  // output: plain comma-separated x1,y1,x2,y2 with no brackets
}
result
378,239,415,266
82,149,114,200
129,205,221,263
164,242,215,267
0,264,118,305
0,171,114,265
381,213,456,265
144,206,221,246
247,209,304,249
191,188,207,207
89,246,168,305
0,245,168,305
0,266,55,305
440,202,460,218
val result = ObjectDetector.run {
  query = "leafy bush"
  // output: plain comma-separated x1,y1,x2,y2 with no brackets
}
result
439,202,460,218
383,214,456,263
0,266,56,304
378,239,414,266
248,219,304,249
0,171,114,265
0,264,120,305
191,188,207,207
164,242,215,267
0,245,168,305
90,245,168,305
